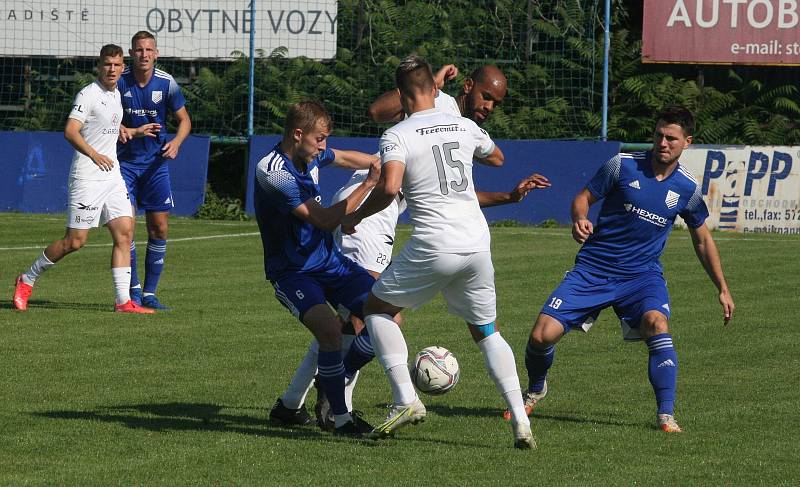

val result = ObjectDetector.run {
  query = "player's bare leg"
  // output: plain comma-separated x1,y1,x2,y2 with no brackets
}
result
14,228,88,310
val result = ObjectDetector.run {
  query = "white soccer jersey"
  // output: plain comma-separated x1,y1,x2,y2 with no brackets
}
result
333,169,406,272
404,90,460,119
434,90,461,116
67,80,123,181
380,108,495,253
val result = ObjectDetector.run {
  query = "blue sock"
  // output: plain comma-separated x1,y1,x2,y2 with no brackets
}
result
317,350,348,415
130,242,140,288
646,333,678,415
343,330,374,378
143,238,166,294
525,339,554,393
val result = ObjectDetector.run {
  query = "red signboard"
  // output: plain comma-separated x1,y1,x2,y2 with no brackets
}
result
643,0,800,65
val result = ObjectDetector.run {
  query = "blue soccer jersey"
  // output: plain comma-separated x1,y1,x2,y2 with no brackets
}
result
254,144,348,279
117,68,186,166
576,151,709,276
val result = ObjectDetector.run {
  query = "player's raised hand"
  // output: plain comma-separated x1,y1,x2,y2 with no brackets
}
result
434,64,459,89
719,288,735,326
138,123,161,138
91,152,115,171
118,126,133,143
365,157,381,187
572,218,593,244
511,173,551,202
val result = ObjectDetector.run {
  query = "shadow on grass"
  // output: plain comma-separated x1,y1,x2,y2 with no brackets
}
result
0,299,109,312
425,404,644,428
30,402,381,444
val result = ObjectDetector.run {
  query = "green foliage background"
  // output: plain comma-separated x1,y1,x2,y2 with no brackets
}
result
1,1,798,144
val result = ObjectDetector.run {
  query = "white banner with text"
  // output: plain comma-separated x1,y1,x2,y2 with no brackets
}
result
677,145,800,234
1,0,337,59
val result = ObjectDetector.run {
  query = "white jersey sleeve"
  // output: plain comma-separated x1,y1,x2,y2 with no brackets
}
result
434,90,461,116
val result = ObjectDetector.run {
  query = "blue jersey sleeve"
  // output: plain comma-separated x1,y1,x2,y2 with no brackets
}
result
679,184,709,228
586,154,622,200
316,148,336,169
255,166,303,214
167,77,186,112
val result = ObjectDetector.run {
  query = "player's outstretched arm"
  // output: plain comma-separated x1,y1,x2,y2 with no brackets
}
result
341,161,403,235
64,118,115,172
367,88,404,124
367,64,457,123
571,188,596,244
475,145,504,167
331,149,378,170
161,107,191,159
476,173,551,208
292,158,381,232
689,223,735,325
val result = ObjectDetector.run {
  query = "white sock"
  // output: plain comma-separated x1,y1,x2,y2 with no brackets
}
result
281,340,319,409
478,332,529,426
112,267,132,305
366,313,416,406
23,251,55,285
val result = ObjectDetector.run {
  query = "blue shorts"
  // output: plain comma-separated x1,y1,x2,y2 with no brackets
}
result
540,267,671,337
120,160,174,212
270,259,376,322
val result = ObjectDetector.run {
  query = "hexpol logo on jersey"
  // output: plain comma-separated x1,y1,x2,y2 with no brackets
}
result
151,90,163,104
665,190,680,209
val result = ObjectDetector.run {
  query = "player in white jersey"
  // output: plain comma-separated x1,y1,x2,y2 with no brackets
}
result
12,45,153,314
341,55,535,449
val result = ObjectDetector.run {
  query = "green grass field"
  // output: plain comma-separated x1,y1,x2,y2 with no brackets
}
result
1,213,798,486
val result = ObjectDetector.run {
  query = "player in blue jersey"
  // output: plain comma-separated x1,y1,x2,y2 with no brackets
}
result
117,30,192,310
513,106,735,433
255,100,386,437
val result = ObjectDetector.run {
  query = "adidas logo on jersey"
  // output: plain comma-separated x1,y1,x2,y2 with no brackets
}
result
123,90,132,98
628,180,641,189
657,359,676,368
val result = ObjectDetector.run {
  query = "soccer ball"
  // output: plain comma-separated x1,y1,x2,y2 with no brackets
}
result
410,346,460,395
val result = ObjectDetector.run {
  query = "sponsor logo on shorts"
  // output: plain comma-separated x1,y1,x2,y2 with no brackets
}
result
73,215,95,224
76,202,98,211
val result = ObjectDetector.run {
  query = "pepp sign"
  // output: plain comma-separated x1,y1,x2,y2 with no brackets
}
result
1,0,337,59
677,145,800,234
643,0,800,65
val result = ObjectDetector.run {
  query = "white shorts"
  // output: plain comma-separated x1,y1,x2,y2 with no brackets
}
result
372,245,496,325
66,176,132,229
339,231,393,274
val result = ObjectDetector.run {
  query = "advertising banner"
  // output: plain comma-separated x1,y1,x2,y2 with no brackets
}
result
0,1,337,59
0,131,210,216
643,0,800,65
677,145,800,234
